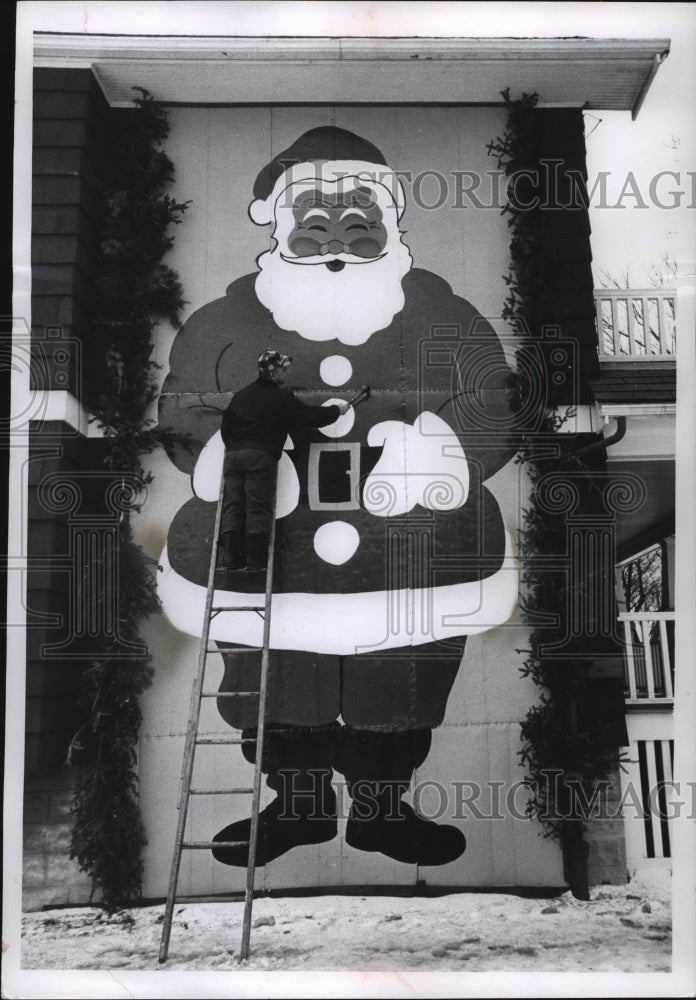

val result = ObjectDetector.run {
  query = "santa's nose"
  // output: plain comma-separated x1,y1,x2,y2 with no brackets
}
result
322,239,346,255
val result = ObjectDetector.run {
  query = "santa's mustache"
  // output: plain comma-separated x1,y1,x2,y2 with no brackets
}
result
280,250,388,266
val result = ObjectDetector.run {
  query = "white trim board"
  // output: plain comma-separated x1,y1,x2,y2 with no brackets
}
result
600,404,677,417
31,390,108,438
33,34,670,113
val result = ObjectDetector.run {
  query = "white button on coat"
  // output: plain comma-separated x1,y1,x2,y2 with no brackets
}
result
320,355,352,386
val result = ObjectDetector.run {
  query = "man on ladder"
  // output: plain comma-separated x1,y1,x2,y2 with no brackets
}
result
218,348,349,576
158,348,351,963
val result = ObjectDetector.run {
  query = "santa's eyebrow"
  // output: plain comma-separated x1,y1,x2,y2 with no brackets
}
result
339,208,367,221
301,208,331,221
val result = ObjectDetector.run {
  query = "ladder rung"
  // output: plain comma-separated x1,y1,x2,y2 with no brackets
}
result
211,605,265,612
189,788,254,795
195,737,257,745
201,691,258,698
206,646,263,654
182,840,250,849
159,468,278,965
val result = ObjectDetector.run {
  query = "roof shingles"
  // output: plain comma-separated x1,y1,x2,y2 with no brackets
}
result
589,361,676,404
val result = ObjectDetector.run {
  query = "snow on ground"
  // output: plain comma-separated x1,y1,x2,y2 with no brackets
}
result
21,869,671,973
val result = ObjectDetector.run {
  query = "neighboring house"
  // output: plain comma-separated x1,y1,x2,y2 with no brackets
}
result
590,287,677,871
18,33,676,909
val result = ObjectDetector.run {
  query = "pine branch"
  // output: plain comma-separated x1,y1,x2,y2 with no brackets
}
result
68,90,188,911
488,95,622,842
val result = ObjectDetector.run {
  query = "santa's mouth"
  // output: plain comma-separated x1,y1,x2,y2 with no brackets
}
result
325,260,345,272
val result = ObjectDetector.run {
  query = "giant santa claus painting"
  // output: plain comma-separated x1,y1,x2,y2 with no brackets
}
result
158,126,519,869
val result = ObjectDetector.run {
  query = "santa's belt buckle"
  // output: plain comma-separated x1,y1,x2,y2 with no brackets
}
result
308,441,361,511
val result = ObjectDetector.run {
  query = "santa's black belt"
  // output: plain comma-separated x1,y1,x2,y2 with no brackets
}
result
291,441,382,511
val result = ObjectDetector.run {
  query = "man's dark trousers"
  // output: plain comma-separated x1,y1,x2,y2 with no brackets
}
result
221,448,276,537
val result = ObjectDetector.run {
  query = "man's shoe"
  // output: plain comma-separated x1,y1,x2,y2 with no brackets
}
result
212,796,337,867
217,531,246,571
345,800,466,866
245,533,269,573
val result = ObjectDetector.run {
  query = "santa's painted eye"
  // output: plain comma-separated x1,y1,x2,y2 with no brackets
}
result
339,208,367,221
302,208,330,223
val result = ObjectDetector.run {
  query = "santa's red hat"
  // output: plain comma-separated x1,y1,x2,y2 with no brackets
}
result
248,125,405,226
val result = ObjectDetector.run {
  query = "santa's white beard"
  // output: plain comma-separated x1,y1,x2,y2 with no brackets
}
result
255,242,412,346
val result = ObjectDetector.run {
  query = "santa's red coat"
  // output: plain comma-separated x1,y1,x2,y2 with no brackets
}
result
158,267,519,729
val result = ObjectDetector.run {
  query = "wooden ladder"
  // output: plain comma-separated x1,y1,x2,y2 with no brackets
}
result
159,468,277,963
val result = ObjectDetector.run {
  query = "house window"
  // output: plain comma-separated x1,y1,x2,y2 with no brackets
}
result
616,539,675,700
619,542,665,613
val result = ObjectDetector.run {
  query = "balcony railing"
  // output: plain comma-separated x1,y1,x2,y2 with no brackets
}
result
619,611,675,704
595,289,676,359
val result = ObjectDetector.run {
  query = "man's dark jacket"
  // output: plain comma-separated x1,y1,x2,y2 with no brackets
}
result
221,376,340,458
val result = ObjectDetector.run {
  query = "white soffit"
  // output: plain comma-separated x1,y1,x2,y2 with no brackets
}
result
33,35,670,118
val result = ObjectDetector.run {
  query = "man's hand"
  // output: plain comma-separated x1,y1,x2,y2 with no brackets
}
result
335,400,351,416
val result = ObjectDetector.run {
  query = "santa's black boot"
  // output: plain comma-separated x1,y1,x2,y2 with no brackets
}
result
212,727,338,867
337,728,466,866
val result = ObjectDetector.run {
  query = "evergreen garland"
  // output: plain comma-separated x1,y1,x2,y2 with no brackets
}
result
487,89,547,342
515,424,624,836
488,91,623,892
68,90,189,910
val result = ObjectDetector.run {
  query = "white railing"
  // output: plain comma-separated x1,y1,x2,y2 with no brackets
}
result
595,289,676,359
619,611,675,704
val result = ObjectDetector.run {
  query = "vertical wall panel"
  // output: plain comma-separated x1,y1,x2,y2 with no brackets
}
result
138,103,584,896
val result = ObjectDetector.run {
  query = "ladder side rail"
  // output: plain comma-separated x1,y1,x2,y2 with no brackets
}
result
159,470,226,963
240,469,279,960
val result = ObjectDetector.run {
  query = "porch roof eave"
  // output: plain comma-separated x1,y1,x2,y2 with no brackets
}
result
33,34,670,118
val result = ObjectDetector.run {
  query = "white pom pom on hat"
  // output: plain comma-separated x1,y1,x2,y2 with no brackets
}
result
249,198,275,226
